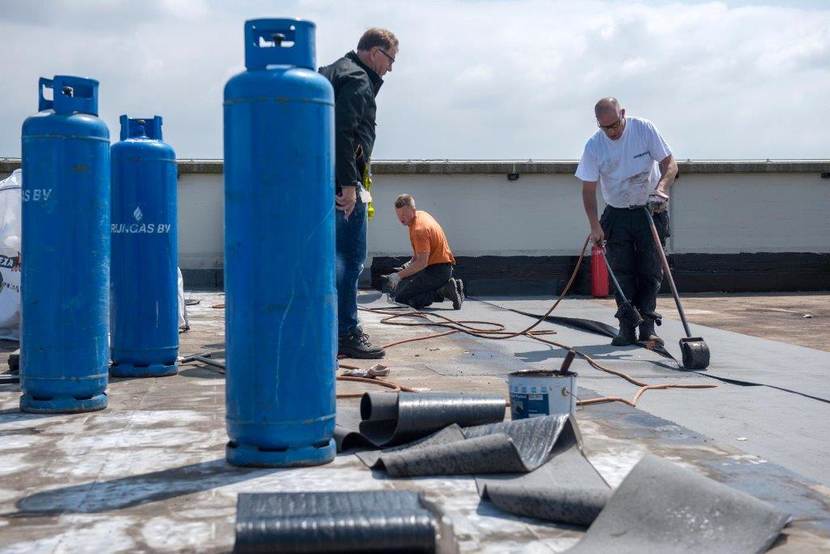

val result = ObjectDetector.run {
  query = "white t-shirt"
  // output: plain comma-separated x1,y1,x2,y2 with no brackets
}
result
575,117,672,208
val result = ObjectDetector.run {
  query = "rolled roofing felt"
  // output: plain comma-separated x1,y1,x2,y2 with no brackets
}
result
336,391,506,451
356,414,611,527
233,491,458,554
342,396,790,548
567,454,791,554
357,415,570,477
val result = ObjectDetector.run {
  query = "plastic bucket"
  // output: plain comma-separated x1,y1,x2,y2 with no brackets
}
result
508,370,576,420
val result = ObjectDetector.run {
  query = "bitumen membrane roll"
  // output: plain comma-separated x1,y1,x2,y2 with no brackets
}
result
567,454,791,554
336,391,506,451
352,407,611,526
357,415,570,477
233,490,458,554
340,394,790,549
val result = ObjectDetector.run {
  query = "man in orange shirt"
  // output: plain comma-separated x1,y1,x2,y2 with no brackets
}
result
382,194,464,310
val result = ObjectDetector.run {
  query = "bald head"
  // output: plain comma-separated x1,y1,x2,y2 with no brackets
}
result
595,97,621,118
594,97,626,140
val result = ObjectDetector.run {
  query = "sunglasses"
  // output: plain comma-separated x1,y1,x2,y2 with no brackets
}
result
378,48,396,64
598,117,623,131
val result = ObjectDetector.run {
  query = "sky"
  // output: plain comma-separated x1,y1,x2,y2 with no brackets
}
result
0,0,828,160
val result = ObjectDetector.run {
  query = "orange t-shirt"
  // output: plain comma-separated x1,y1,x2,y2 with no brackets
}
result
409,210,456,266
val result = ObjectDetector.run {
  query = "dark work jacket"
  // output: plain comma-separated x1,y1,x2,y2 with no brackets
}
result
319,51,383,191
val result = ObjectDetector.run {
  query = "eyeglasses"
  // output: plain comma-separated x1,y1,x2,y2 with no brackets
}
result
598,117,623,131
378,48,396,64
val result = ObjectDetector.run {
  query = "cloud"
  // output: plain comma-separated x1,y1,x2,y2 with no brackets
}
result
1,0,828,159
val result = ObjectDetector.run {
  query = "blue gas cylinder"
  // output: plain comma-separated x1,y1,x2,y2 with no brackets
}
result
20,76,110,413
110,116,178,377
223,19,336,467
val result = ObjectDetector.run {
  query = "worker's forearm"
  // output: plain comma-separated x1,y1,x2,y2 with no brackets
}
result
397,259,427,279
657,157,678,191
582,185,600,229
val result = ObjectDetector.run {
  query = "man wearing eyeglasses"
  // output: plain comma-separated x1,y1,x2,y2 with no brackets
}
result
319,28,398,359
576,97,678,347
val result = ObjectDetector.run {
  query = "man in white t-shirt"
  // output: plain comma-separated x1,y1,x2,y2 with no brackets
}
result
576,97,678,346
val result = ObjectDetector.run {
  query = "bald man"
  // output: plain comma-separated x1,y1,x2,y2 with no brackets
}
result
577,98,678,346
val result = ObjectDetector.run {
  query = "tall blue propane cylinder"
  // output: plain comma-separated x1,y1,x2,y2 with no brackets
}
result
20,76,110,413
110,116,178,377
224,19,336,467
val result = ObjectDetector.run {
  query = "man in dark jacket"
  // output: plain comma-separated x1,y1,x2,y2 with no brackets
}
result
319,28,398,359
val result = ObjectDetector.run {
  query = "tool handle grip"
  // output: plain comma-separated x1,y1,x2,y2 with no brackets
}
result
559,349,577,374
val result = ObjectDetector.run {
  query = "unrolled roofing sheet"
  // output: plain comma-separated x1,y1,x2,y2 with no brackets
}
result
476,417,611,527
567,454,791,553
340,391,790,550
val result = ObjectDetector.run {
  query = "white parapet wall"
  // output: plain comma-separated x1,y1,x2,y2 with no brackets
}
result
178,171,224,271
367,173,590,257
2,158,828,291
669,172,830,254
365,160,830,257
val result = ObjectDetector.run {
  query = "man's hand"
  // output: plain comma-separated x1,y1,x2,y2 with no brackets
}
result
336,185,357,218
380,272,402,295
649,188,670,213
590,224,605,246
652,155,676,214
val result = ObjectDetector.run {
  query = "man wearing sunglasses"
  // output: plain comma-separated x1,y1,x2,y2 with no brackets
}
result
320,28,399,359
576,97,678,347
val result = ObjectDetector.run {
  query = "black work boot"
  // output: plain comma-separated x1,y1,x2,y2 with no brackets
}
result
455,278,465,301
439,278,463,310
339,331,385,359
611,323,637,346
638,320,664,346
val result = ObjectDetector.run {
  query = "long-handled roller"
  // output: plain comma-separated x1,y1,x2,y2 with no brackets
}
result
643,207,710,370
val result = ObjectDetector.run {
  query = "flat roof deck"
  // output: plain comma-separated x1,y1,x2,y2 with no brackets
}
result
1,291,829,552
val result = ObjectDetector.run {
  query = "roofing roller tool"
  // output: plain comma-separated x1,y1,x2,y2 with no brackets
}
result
643,207,710,370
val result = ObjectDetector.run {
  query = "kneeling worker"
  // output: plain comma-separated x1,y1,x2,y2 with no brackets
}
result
382,194,464,310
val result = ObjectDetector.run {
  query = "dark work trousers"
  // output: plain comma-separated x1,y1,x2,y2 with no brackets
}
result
335,200,367,338
394,263,454,309
600,206,670,327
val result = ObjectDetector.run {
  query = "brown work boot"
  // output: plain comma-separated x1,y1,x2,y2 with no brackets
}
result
439,278,463,310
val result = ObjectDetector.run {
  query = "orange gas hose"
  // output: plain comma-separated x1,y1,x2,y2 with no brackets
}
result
343,234,716,407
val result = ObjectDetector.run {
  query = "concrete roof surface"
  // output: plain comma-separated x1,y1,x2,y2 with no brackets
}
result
0,291,828,552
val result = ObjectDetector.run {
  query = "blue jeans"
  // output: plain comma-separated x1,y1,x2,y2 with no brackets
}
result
335,200,367,337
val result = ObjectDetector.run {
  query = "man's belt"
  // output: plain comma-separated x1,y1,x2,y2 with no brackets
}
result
608,204,648,210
